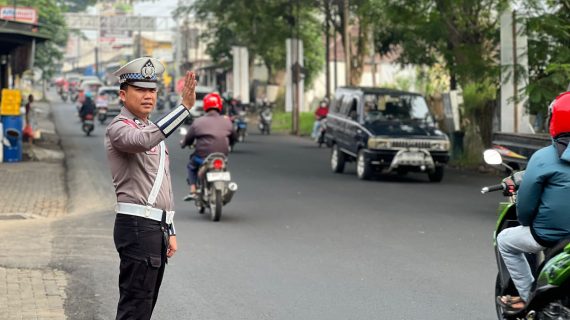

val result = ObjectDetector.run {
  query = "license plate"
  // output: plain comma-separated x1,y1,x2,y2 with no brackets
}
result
84,120,94,125
207,171,231,181
398,152,425,164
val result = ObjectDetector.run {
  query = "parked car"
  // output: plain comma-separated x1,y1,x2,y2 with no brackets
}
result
325,87,450,182
95,86,121,124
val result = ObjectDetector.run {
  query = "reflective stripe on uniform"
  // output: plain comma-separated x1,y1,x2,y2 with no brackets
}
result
156,105,189,137
147,141,166,207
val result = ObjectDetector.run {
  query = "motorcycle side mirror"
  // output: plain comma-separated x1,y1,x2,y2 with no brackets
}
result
483,149,515,173
483,149,503,165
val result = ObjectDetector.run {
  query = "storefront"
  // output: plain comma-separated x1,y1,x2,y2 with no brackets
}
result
0,19,49,90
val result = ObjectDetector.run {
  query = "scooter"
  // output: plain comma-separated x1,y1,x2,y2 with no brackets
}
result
233,110,248,142
481,149,570,320
258,107,272,135
82,113,95,136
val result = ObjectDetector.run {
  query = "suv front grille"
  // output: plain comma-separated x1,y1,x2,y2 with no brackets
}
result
391,139,432,149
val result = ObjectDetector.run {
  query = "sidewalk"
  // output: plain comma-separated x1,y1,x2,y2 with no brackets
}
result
0,100,68,319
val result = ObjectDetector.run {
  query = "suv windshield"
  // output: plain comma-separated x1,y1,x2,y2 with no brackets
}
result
363,93,434,126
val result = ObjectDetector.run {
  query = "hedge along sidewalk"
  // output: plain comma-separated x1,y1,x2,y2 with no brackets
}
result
268,111,315,136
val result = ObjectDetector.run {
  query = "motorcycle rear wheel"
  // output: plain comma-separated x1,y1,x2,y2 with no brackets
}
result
210,189,222,222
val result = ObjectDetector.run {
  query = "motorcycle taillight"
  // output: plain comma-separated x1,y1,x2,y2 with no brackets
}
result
213,159,224,170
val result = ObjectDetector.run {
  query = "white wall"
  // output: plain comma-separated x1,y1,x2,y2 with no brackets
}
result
303,62,418,112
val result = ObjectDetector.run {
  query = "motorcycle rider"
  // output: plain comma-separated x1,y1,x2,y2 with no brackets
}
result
258,98,272,130
311,98,329,140
79,91,96,121
180,92,237,201
496,92,570,314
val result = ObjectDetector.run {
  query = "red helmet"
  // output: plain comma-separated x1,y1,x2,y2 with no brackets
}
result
549,92,570,138
203,92,223,112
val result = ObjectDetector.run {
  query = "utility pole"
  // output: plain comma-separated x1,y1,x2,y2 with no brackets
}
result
292,0,300,135
369,25,376,87
334,29,337,90
512,10,518,133
343,0,350,86
137,14,142,57
95,46,99,76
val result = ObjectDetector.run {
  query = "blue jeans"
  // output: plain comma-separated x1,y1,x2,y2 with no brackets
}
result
497,226,545,302
311,120,321,139
186,155,204,186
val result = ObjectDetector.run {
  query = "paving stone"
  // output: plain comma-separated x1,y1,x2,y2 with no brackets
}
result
0,267,67,320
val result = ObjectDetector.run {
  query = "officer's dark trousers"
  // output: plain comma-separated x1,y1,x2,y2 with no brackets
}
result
114,213,168,320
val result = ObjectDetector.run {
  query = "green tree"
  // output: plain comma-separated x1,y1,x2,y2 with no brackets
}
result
179,0,323,87
523,0,570,117
373,0,506,147
373,0,507,89
324,0,381,86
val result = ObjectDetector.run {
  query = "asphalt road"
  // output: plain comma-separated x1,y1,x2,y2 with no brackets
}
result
49,94,505,320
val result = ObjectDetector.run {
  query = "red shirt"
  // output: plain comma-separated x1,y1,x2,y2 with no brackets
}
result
315,106,328,119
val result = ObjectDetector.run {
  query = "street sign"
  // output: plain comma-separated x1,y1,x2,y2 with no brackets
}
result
64,13,163,32
0,6,38,25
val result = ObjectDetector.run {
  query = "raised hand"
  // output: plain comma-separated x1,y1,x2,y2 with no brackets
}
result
181,71,197,109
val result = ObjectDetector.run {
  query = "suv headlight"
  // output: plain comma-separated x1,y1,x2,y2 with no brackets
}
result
368,138,391,149
430,141,450,151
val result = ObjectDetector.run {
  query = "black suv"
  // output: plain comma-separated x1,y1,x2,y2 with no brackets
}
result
325,87,450,182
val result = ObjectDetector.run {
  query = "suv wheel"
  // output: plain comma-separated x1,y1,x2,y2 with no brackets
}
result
428,166,444,182
356,150,373,180
331,144,345,173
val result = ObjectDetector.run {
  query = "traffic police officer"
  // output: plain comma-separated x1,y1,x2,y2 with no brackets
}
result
105,57,196,320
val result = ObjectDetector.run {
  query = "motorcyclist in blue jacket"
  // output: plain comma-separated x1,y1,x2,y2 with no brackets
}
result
496,92,570,313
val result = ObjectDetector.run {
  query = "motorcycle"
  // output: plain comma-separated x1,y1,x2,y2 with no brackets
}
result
70,87,79,103
59,90,68,102
258,107,272,135
195,153,238,221
57,86,69,102
481,149,570,320
97,108,108,124
316,118,327,147
96,96,108,124
82,113,95,136
233,110,248,142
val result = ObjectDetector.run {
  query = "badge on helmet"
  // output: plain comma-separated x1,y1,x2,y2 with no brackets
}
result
113,57,165,89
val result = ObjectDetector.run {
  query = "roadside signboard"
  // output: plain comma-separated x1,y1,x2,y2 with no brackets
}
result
0,6,38,25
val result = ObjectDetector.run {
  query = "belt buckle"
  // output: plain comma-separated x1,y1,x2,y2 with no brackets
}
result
165,211,175,224
144,205,152,218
